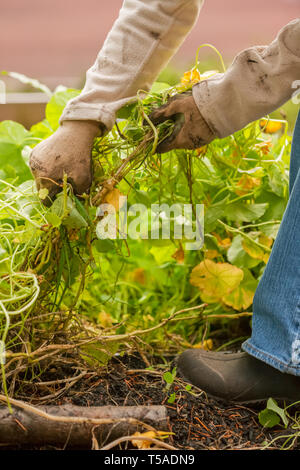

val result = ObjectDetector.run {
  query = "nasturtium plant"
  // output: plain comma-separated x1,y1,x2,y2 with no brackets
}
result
45,89,80,131
259,398,289,429
0,66,293,397
0,120,35,182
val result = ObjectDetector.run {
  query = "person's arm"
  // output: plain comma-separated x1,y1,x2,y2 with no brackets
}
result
193,18,300,139
60,0,203,131
30,0,203,201
151,19,300,152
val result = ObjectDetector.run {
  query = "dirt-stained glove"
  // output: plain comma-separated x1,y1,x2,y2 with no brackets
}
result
149,91,215,153
30,120,102,204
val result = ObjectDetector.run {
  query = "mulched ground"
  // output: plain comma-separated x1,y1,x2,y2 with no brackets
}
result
16,353,298,451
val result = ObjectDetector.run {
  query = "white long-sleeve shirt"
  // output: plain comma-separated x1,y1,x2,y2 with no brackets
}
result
60,0,300,139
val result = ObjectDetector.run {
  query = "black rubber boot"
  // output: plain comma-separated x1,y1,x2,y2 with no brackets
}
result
177,350,300,404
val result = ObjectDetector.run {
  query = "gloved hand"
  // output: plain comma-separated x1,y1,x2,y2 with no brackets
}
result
149,91,215,153
30,120,102,204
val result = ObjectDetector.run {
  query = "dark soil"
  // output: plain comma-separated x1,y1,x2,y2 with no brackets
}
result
12,353,299,451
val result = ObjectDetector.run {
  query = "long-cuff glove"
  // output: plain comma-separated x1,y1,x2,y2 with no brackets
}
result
149,91,215,153
29,120,102,204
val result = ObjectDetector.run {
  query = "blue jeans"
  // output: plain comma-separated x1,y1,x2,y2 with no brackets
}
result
243,111,300,376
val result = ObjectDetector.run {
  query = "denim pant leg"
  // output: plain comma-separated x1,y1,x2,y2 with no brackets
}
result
290,112,300,193
243,111,300,376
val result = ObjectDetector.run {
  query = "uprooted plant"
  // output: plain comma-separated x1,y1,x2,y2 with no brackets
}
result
0,53,293,406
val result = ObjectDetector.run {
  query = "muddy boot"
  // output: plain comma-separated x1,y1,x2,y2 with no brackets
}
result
177,350,300,404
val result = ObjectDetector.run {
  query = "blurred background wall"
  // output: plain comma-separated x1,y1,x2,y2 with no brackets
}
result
0,0,299,127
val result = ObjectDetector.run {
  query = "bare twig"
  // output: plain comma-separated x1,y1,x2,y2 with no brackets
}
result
100,434,177,451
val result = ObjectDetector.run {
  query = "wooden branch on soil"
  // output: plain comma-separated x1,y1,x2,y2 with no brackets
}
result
0,397,168,449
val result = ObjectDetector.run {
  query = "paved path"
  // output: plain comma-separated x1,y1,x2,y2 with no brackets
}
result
1,0,299,88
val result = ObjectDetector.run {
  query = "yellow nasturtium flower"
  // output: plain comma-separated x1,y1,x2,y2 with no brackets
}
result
181,68,201,85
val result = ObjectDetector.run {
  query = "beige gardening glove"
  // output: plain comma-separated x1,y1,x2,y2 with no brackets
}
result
29,120,102,204
149,91,215,153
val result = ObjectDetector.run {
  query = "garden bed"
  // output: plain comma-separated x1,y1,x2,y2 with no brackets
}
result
1,353,299,451
0,71,298,453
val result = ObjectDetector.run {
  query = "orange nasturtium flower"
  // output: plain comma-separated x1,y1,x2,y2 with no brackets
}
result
212,232,232,249
235,174,261,196
172,245,185,264
259,119,283,134
131,267,146,285
195,145,208,157
254,140,273,155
